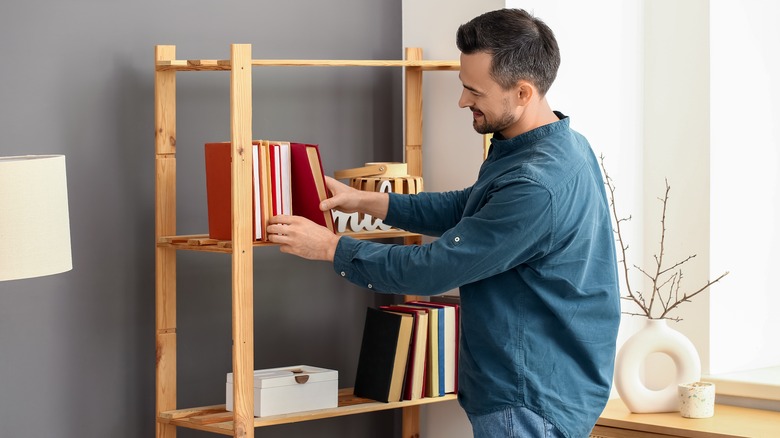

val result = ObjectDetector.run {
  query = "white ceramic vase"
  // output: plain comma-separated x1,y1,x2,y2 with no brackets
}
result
614,318,701,413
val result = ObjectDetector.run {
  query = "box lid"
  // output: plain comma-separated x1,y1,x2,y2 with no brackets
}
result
226,365,337,388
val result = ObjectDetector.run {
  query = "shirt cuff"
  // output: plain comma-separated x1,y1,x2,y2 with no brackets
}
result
332,236,378,291
333,236,358,278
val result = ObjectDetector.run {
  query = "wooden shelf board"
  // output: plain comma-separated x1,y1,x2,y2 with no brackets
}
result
159,389,457,434
156,59,459,72
596,398,780,438
157,230,420,252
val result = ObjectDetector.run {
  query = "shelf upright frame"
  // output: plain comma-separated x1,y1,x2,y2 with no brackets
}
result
227,43,256,438
404,47,424,179
401,47,425,432
155,44,178,438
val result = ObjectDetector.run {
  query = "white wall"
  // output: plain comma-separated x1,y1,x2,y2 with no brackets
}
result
642,0,712,378
710,0,780,374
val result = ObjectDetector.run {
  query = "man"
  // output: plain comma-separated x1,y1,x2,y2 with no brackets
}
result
267,8,620,438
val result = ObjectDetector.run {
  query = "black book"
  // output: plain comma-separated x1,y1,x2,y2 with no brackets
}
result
353,307,414,403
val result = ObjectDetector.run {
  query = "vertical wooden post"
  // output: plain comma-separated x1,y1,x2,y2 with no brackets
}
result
155,44,177,438
483,134,492,161
404,47,423,178
404,48,424,253
229,43,255,438
402,47,423,435
402,406,421,438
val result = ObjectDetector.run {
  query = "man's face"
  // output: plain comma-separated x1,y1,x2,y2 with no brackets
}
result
458,52,520,136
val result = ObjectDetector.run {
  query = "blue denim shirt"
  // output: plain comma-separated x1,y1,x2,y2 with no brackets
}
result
334,115,620,438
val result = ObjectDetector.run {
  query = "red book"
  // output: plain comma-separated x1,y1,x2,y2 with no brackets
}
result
205,141,264,241
289,143,335,232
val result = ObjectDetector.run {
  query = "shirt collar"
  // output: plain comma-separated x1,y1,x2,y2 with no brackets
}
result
488,111,569,158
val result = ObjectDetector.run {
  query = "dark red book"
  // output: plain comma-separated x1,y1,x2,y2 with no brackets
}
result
289,143,335,232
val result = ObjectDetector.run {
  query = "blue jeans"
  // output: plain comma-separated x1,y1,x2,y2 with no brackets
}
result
467,405,566,438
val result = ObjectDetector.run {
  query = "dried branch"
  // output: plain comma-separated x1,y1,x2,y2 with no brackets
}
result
648,180,672,316
659,254,697,276
600,157,650,318
658,271,730,320
599,155,730,321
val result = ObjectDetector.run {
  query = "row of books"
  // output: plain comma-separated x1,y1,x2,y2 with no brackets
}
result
353,298,460,403
205,140,335,241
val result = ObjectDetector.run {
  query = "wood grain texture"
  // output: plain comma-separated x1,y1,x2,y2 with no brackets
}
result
154,44,177,438
229,43,255,438
594,398,780,437
404,48,423,178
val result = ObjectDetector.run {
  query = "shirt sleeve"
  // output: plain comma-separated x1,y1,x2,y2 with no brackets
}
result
332,177,553,295
383,189,471,237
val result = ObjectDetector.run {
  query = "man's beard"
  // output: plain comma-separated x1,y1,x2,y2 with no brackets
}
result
471,108,516,135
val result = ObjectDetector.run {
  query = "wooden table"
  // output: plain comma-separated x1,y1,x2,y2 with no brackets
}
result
591,398,780,437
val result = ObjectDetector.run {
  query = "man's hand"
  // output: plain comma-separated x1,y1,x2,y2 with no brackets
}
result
322,176,389,220
266,215,340,262
320,176,361,213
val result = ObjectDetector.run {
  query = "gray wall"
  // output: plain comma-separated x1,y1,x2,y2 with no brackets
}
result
0,1,403,437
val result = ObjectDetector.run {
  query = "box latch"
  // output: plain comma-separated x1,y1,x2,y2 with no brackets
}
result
292,368,310,384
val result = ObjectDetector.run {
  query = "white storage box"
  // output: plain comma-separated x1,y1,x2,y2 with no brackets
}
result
226,365,338,417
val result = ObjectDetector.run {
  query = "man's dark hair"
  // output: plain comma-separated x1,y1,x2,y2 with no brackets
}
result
456,8,560,96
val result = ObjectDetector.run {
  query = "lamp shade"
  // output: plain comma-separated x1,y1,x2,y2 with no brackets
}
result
0,155,72,281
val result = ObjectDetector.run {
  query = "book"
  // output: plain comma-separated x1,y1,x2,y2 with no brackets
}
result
290,143,335,232
205,140,331,241
279,143,292,215
269,141,292,216
380,305,429,400
427,297,461,393
393,303,440,397
353,307,414,403
205,141,264,240
410,300,458,394
252,143,263,240
415,304,445,396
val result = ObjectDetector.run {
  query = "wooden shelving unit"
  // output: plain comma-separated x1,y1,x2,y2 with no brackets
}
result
154,44,459,438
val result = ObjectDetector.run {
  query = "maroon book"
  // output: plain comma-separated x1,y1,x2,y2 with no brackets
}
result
289,143,334,232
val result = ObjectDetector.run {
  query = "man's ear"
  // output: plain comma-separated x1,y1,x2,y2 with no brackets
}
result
515,80,535,106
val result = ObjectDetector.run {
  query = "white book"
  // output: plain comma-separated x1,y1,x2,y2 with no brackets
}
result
279,142,292,215
441,305,456,393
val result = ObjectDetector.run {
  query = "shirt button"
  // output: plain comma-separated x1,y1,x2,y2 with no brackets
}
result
340,271,346,277
367,284,373,289
454,236,461,243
